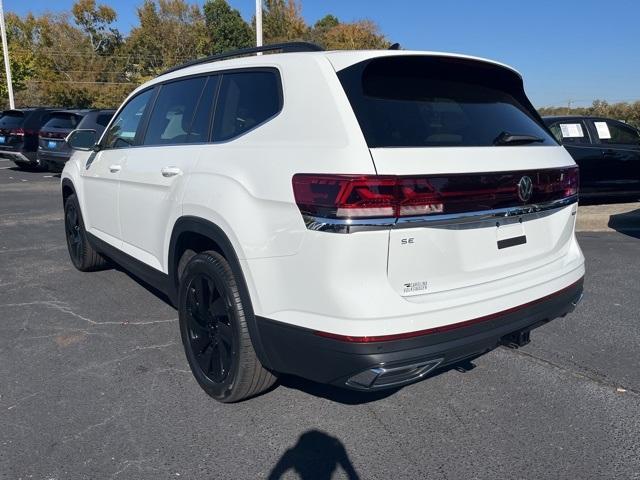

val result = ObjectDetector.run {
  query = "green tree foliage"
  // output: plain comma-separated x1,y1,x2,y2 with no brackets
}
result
2,0,396,108
262,0,307,43
539,101,640,129
203,0,253,54
125,0,209,78
72,0,122,54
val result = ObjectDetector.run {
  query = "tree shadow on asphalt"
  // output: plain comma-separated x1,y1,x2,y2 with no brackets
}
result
608,208,640,239
268,429,360,480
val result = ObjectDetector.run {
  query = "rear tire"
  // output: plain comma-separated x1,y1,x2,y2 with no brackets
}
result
64,193,108,271
178,251,276,402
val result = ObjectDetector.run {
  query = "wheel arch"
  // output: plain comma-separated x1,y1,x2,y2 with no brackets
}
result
168,216,273,369
61,178,76,206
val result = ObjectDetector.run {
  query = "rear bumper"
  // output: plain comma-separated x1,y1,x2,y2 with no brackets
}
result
256,277,584,389
0,150,35,163
38,151,71,171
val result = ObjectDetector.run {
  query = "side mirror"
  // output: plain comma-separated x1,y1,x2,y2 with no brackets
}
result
66,129,98,151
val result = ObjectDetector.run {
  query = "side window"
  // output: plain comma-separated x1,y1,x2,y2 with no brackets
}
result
143,76,208,146
594,120,640,145
103,89,153,149
212,70,281,142
550,122,590,145
96,114,113,128
188,76,219,143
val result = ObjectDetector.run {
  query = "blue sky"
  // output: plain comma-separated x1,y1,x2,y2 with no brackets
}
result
8,0,640,107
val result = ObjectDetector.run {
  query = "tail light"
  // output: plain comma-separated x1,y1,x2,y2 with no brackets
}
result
292,167,578,220
11,128,24,137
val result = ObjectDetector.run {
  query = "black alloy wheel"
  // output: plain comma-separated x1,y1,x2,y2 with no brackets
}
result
185,273,235,383
65,201,83,267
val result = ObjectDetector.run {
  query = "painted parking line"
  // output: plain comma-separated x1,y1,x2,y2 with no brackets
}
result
0,166,13,170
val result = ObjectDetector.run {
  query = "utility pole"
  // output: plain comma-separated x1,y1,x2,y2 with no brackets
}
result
256,0,263,49
0,0,14,109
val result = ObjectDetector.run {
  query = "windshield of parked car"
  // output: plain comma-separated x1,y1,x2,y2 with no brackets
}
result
338,56,556,148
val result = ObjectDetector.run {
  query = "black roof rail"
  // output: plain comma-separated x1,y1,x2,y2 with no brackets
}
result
161,42,324,75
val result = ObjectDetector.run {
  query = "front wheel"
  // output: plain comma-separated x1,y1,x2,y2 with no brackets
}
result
64,194,107,271
178,251,276,402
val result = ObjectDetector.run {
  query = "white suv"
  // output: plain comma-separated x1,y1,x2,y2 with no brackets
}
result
62,43,585,402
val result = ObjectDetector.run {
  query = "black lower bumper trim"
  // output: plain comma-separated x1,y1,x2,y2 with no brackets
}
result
256,278,584,389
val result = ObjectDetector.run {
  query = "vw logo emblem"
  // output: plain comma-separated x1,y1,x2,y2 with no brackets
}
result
517,176,533,203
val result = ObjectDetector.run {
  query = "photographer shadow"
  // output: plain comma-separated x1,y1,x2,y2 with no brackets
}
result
268,429,360,480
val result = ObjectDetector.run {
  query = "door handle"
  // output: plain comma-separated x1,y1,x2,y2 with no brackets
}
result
161,166,182,178
109,165,121,173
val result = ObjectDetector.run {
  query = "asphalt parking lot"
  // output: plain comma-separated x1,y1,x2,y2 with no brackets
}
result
1,160,639,480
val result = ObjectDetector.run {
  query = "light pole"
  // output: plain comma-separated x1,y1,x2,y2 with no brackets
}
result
255,0,263,48
0,0,14,109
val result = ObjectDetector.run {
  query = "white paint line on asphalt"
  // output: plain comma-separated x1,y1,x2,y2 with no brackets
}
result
43,175,53,178
0,166,12,170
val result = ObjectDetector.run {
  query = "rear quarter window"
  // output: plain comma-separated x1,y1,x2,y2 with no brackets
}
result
212,70,282,142
338,56,556,148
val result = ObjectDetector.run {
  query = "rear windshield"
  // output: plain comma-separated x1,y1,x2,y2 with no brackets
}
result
338,56,556,148
42,113,81,130
0,112,24,128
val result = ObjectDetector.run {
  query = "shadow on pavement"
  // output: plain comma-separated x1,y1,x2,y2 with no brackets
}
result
268,430,360,480
579,195,640,206
608,208,640,239
278,358,480,405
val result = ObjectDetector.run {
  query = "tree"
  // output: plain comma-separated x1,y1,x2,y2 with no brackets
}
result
72,0,122,55
125,0,210,78
262,0,307,43
306,14,339,46
203,0,253,54
322,20,390,50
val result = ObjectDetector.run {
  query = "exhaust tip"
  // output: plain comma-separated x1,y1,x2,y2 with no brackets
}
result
346,358,443,390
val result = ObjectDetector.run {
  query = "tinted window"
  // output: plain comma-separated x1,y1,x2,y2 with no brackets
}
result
96,113,114,127
188,76,219,143
338,56,556,148
0,112,24,128
103,89,153,149
549,121,591,145
594,120,640,145
212,70,281,142
144,77,208,146
42,113,81,130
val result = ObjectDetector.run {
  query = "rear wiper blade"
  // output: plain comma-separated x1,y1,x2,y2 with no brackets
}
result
494,131,545,145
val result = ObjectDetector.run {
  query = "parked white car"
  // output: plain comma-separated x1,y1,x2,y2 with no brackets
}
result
61,43,585,402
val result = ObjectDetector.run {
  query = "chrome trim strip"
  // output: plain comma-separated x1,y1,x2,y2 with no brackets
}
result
303,195,578,233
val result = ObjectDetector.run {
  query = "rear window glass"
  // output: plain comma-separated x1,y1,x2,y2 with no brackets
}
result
43,113,81,130
338,56,556,148
0,112,24,128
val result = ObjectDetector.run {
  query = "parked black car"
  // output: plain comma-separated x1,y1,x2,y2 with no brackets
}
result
543,116,640,199
0,108,56,169
38,109,115,172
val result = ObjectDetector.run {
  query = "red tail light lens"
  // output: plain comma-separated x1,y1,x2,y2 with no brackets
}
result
291,175,397,219
293,167,578,220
